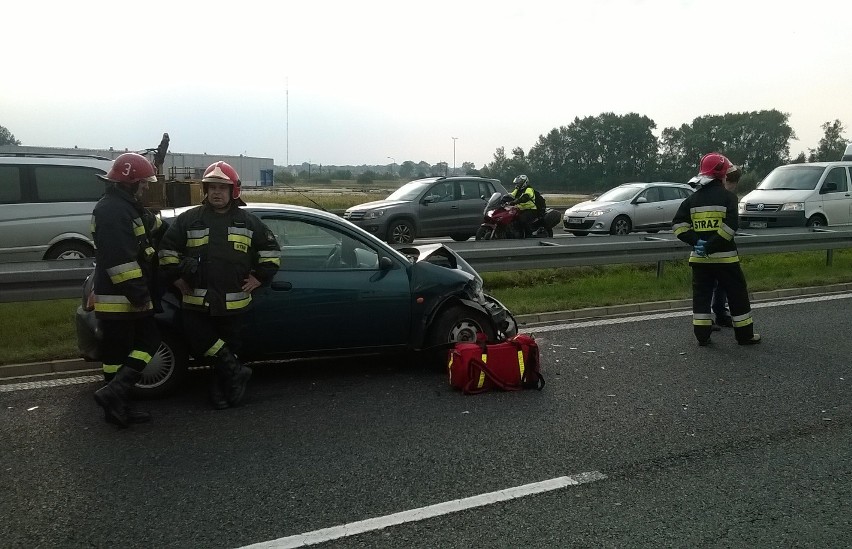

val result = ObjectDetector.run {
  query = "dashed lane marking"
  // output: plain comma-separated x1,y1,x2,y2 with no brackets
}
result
0,375,102,392
237,471,607,548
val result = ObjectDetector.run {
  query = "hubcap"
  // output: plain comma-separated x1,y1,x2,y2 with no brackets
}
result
392,224,412,243
448,318,481,343
139,343,175,389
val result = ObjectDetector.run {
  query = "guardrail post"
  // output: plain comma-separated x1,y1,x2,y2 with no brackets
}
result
656,260,664,278
826,249,833,266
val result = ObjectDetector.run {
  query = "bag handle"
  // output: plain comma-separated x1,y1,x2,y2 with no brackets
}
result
463,356,521,394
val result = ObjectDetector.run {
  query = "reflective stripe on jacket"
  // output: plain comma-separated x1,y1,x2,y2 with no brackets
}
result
672,180,740,264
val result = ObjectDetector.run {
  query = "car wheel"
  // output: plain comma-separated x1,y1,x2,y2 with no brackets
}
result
131,331,189,399
450,234,471,242
475,226,492,240
387,220,414,244
45,240,94,260
570,231,589,237
610,216,632,235
806,215,827,228
428,304,496,347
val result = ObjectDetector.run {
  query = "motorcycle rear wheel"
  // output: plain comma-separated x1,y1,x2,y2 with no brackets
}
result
475,226,492,240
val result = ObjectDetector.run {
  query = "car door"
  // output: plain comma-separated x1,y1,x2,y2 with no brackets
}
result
417,181,459,237
242,213,413,355
453,179,489,236
632,186,664,229
657,186,689,229
818,167,851,225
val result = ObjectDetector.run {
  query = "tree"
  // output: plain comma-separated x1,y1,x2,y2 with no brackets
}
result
0,124,21,146
399,161,416,178
808,119,847,162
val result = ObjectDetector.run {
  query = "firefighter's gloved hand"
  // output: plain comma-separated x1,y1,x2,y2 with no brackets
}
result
179,257,199,277
694,239,708,257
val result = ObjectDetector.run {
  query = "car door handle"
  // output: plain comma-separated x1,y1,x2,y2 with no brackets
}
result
450,205,459,209
271,281,292,291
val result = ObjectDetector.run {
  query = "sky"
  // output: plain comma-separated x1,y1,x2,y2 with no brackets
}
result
3,0,852,169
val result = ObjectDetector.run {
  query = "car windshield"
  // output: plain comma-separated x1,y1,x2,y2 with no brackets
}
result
757,166,824,190
595,185,641,202
386,181,431,201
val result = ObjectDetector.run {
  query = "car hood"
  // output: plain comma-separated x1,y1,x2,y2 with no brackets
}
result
346,199,410,211
741,189,814,203
397,243,481,283
567,199,620,213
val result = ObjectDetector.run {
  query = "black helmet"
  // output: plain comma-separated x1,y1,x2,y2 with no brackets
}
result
513,174,530,191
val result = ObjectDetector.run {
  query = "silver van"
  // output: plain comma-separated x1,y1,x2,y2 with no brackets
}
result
0,153,113,262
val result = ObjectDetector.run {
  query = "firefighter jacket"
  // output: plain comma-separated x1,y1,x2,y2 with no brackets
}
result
510,186,537,211
91,185,164,319
158,203,281,316
672,180,741,264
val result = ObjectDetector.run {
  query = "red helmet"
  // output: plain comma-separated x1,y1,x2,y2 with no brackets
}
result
202,161,242,199
698,152,732,179
101,153,157,184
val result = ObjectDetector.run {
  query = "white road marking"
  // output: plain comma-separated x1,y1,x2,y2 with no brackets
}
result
237,471,607,549
0,375,102,392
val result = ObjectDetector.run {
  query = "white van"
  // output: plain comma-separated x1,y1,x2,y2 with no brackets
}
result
0,153,113,262
738,161,852,228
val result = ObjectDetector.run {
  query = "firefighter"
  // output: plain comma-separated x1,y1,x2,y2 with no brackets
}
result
158,161,280,409
507,174,539,236
92,152,164,427
673,152,761,346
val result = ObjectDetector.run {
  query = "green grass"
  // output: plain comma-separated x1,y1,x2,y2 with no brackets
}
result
3,250,851,365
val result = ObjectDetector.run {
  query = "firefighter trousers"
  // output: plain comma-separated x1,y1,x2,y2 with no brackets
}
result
690,263,755,344
182,310,244,360
99,316,161,379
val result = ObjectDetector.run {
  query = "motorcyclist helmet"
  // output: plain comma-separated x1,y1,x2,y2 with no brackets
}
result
513,174,530,192
99,153,158,185
202,161,242,199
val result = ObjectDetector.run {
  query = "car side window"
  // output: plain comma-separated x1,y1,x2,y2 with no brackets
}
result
33,166,107,202
0,166,21,203
426,182,455,202
642,187,661,203
659,187,682,201
822,168,848,193
458,181,480,200
478,182,493,198
260,216,379,271
678,188,693,199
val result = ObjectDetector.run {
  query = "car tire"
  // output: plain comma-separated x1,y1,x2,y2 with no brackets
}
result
131,331,189,399
45,240,94,260
610,216,632,235
450,234,471,242
386,220,415,244
427,304,496,347
570,231,589,237
806,215,827,228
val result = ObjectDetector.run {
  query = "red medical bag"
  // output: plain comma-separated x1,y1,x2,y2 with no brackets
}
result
448,333,545,394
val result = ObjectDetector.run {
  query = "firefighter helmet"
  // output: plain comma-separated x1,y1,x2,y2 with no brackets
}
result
100,153,157,184
202,161,242,200
698,153,732,179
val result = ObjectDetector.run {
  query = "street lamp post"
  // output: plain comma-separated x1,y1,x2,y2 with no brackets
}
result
387,156,396,176
451,137,458,175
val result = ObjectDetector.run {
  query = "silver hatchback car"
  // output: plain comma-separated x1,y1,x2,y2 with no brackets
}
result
562,182,693,236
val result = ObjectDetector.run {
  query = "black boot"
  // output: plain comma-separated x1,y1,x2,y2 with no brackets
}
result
209,370,229,410
213,348,252,407
94,367,142,428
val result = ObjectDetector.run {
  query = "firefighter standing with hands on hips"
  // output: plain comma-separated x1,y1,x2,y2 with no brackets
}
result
92,153,165,428
672,152,761,347
158,161,280,409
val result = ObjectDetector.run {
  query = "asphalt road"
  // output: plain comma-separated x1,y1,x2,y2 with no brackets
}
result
1,294,850,548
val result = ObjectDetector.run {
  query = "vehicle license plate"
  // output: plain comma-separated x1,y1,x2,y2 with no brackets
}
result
568,218,583,225
749,221,768,228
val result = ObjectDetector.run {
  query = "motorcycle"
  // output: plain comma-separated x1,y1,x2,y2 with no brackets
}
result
475,192,562,240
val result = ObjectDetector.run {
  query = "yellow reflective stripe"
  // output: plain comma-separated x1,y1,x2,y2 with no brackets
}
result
477,353,487,389
160,256,180,265
129,350,153,364
733,317,754,328
225,295,252,310
153,216,163,230
693,318,713,326
132,217,145,237
187,236,209,247
182,295,206,306
110,268,143,284
228,227,254,238
204,339,225,357
688,255,740,263
102,363,120,374
94,300,152,313
259,257,281,266
228,234,252,246
693,313,713,326
143,247,156,260
517,349,525,379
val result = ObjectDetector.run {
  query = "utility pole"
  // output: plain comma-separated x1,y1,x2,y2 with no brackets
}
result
451,137,458,175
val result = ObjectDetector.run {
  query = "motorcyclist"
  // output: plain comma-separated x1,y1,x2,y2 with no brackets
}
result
506,175,539,236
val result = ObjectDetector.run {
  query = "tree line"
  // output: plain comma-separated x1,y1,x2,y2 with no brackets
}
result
479,110,849,194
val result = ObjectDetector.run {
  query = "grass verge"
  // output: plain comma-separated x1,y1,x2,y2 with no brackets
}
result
3,250,851,365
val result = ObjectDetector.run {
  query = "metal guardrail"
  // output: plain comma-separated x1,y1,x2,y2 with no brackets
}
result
1,228,851,302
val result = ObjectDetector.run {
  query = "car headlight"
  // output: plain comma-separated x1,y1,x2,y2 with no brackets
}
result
363,210,385,219
738,202,745,214
781,202,804,212
588,208,611,217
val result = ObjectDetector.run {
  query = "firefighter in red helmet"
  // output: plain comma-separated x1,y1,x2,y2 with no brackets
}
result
159,161,280,409
92,152,165,427
672,152,761,346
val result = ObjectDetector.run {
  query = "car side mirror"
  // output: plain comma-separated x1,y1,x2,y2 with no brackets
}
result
821,182,837,194
635,196,648,204
379,256,394,270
